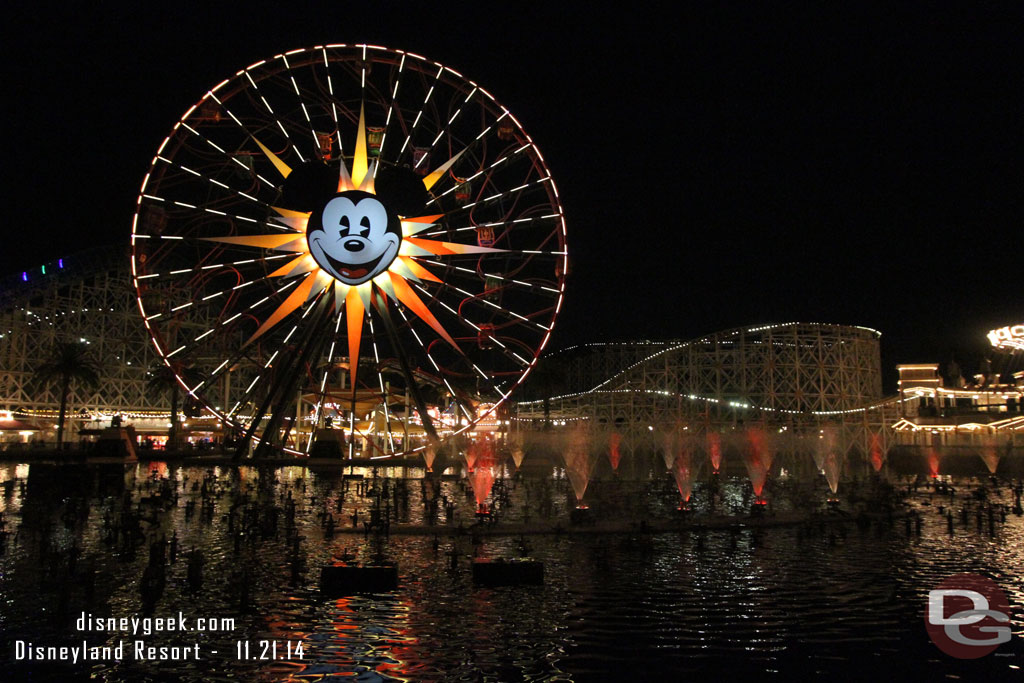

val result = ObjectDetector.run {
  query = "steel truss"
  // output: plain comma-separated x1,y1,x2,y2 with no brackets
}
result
516,323,901,466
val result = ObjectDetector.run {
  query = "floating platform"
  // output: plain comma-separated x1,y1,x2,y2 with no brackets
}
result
95,428,137,461
319,563,398,595
472,558,544,587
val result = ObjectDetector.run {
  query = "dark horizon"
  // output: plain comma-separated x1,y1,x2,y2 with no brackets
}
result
3,3,1019,386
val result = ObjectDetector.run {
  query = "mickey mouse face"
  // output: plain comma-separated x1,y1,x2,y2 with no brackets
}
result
306,190,402,285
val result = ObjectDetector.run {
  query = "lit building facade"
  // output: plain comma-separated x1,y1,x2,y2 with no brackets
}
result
892,323,1024,450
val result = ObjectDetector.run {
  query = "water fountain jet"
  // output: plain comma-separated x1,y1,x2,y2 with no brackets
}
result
869,433,885,472
671,437,700,508
742,427,773,503
468,437,498,515
563,424,594,506
509,432,525,469
978,434,1004,474
707,432,723,474
814,426,845,493
423,442,437,472
822,452,842,494
464,439,481,473
607,431,622,472
927,447,941,478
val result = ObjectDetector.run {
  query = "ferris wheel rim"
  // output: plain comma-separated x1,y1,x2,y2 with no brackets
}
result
130,43,568,458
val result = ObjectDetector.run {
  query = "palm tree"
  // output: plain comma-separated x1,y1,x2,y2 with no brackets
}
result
146,363,203,450
32,342,100,450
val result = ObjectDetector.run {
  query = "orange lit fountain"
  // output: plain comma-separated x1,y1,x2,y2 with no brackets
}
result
815,426,843,506
707,432,723,474
607,431,622,472
868,433,885,472
742,427,773,507
926,446,941,478
671,437,700,510
563,424,593,508
468,438,498,516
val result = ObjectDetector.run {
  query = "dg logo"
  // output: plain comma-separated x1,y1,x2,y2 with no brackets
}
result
926,573,1013,658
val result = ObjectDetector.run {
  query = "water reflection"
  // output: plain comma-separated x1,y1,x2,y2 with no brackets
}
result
0,459,1020,681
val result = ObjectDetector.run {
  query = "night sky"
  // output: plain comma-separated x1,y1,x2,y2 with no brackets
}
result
3,3,1020,388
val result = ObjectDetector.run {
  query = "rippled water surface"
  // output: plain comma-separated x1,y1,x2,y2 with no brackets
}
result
0,460,1021,681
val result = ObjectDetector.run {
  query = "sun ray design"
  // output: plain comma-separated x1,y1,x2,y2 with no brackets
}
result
132,45,569,464
252,137,292,179
245,271,318,345
352,103,370,190
200,102,505,390
268,254,314,278
422,150,466,191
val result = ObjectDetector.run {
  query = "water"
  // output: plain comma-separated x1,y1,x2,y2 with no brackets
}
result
0,460,1021,681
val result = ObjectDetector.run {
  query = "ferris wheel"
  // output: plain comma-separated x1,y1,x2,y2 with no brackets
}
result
131,44,568,459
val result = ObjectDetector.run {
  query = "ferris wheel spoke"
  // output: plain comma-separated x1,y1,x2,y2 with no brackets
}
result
414,86,479,173
452,175,553,213
369,290,441,442
279,52,323,155
226,287,329,423
319,47,341,148
181,336,273,412
208,88,306,169
388,302,472,426
185,346,251,397
393,292,524,392
177,121,279,190
359,45,369,94
418,108,521,203
241,291,334,455
417,259,563,296
161,278,303,360
240,65,312,163
397,65,444,163
134,253,294,288
353,44,380,175
152,155,276,210
365,316,398,454
318,47,356,161
134,45,566,458
145,276,290,325
137,194,284,230
417,212,562,238
424,132,524,207
305,308,349,454
414,316,514,404
409,283,536,370
413,278,553,333
142,271,297,325
374,52,407,167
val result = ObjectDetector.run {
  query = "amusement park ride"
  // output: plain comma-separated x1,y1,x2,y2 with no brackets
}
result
1,46,1017,477
129,45,568,459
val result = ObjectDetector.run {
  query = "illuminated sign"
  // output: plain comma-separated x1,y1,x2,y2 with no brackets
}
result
987,324,1024,351
307,191,402,286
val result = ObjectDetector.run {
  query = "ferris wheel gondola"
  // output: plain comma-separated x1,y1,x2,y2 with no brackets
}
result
131,44,568,459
